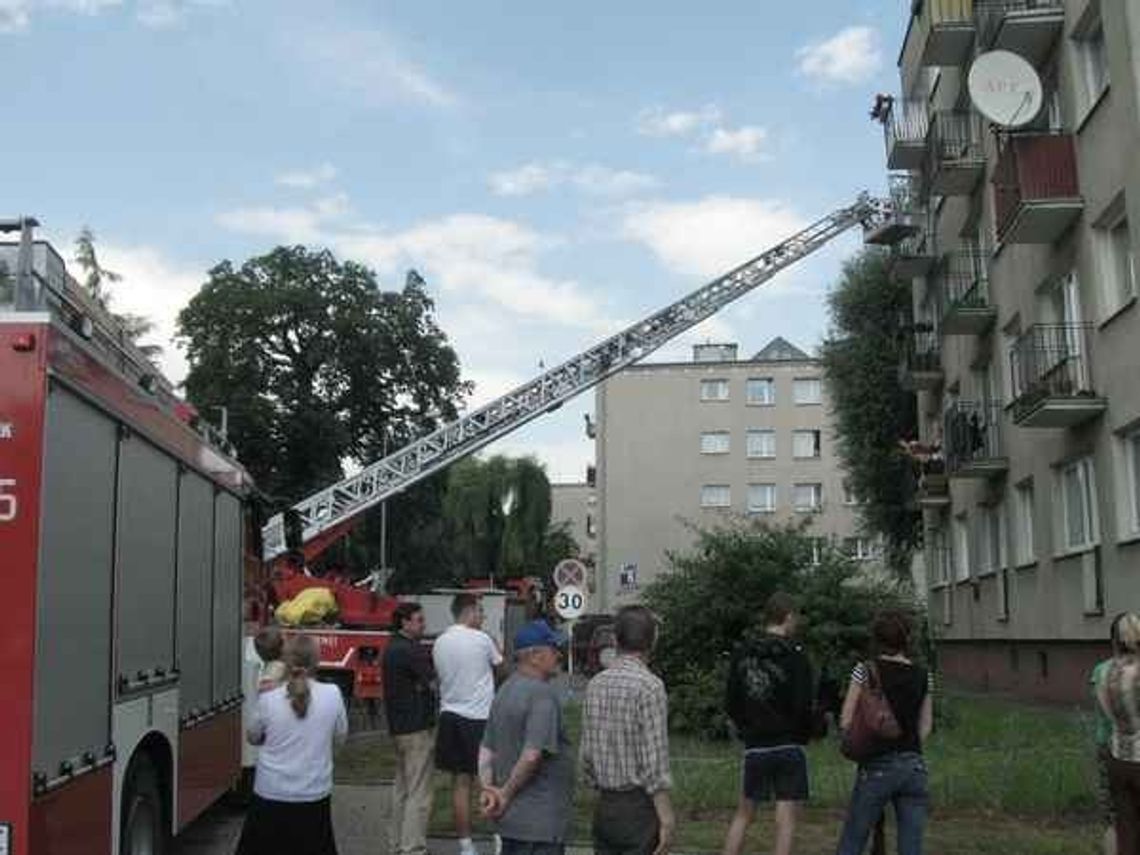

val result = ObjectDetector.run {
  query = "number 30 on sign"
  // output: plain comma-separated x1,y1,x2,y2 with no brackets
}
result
554,584,586,620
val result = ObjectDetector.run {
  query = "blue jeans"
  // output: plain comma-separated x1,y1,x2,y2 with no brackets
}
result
836,752,928,855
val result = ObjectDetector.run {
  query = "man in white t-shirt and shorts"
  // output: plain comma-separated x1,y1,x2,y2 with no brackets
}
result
433,593,504,855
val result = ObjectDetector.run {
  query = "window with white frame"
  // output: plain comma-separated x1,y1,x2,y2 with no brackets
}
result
793,377,822,405
793,483,823,512
793,430,822,459
1095,206,1137,318
746,429,776,459
1074,12,1110,114
844,537,878,561
979,502,1006,575
700,431,730,454
700,484,731,508
700,378,729,402
1117,427,1140,540
809,537,826,566
954,514,971,582
1014,480,1036,565
843,480,859,505
746,377,774,405
1056,456,1098,552
747,483,777,513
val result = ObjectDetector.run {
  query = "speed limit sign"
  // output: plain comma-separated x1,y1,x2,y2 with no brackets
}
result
554,584,587,620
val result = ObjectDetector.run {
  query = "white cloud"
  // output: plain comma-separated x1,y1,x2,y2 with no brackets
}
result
216,205,326,243
796,26,882,87
47,0,122,13
0,0,29,32
636,104,722,138
0,0,225,31
624,196,806,279
484,433,593,484
705,126,768,162
489,161,659,198
296,27,458,108
92,243,208,385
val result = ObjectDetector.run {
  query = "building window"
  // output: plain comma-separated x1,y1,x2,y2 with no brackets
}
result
1074,12,1110,114
792,430,822,459
1056,456,1098,552
793,377,822,405
746,429,776,459
1014,480,1036,565
954,514,970,582
842,480,859,505
978,502,1006,576
700,484,731,508
809,537,826,566
700,378,729,402
747,483,777,513
792,483,822,512
844,537,878,561
1095,208,1137,318
585,514,596,539
1117,427,1140,540
700,431,730,454
746,377,774,405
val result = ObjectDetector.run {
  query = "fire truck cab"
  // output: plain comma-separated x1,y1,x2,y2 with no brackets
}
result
0,220,257,855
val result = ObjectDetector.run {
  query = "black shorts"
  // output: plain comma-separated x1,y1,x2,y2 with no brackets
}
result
742,745,809,803
435,711,486,774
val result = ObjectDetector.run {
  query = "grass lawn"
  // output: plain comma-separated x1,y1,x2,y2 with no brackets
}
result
336,691,1103,854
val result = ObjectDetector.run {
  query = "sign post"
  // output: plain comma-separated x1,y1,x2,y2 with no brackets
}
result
554,583,587,678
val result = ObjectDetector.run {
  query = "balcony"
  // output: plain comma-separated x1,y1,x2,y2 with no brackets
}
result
918,466,951,508
993,132,1083,244
883,100,930,171
900,329,944,391
976,0,1064,66
944,400,1008,479
939,249,996,335
901,0,977,74
927,112,986,195
1010,323,1107,427
866,174,924,246
891,215,938,279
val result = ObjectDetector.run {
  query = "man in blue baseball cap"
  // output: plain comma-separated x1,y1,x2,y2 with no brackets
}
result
477,620,573,855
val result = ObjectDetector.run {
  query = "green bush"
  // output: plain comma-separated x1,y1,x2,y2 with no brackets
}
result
643,519,926,735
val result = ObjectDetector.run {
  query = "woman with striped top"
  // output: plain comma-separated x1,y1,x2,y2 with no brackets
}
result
1096,612,1140,855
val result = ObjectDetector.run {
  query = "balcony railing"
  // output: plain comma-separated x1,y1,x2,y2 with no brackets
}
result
976,0,1064,65
1009,323,1107,427
885,100,930,170
944,400,1008,478
993,132,1082,244
900,329,944,391
901,0,977,78
892,211,938,278
928,111,986,195
867,173,926,246
939,248,995,334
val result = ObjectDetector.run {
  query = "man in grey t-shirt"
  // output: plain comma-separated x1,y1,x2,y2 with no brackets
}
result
478,620,573,855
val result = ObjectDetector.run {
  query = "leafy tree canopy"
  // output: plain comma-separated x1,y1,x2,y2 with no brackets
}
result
643,519,924,737
820,249,920,576
177,246,471,503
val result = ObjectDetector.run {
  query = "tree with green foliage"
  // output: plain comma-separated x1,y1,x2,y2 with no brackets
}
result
642,519,924,737
820,249,920,577
73,227,163,359
177,246,471,581
439,454,577,584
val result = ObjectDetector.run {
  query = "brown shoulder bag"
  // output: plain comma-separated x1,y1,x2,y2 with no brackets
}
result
840,661,902,762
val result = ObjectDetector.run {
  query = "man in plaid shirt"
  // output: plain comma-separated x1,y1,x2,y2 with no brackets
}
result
580,606,675,855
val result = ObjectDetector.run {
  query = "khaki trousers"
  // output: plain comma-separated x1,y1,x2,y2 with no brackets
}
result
393,729,435,855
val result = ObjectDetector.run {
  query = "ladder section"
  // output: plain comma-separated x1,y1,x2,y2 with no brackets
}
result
261,194,887,560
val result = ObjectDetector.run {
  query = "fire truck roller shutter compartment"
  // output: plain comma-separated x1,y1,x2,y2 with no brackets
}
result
211,492,242,705
176,472,214,718
33,386,116,781
114,431,178,693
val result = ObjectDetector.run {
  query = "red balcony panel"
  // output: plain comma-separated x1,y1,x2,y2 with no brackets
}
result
994,133,1083,244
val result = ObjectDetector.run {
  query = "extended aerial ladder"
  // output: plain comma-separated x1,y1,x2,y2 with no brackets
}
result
261,193,889,562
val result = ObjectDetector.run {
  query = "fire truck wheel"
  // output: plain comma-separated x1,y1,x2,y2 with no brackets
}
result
120,754,167,855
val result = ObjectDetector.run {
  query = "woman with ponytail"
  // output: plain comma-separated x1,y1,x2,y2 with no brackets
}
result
238,634,348,855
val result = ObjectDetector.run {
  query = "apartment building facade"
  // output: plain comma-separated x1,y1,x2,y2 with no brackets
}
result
593,338,872,613
872,0,1140,701
550,481,598,590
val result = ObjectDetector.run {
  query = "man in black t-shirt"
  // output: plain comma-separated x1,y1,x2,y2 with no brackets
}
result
383,602,437,855
723,592,815,855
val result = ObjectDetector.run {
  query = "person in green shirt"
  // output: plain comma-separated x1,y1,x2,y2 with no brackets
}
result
1092,613,1125,855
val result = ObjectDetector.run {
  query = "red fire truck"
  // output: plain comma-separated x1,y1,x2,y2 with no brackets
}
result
0,195,885,855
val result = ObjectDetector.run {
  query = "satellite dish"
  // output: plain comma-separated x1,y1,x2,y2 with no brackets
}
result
967,50,1044,128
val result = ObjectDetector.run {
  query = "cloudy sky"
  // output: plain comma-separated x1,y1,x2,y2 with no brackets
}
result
1,0,905,482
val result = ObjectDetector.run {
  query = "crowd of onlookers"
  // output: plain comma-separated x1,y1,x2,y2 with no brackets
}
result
232,591,1137,855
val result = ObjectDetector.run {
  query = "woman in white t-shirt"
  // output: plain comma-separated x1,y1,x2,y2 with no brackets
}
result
237,634,348,855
